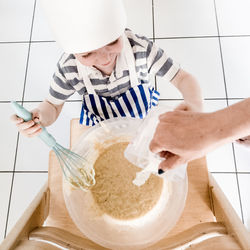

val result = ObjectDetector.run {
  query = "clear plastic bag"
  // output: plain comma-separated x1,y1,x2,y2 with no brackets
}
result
124,105,187,186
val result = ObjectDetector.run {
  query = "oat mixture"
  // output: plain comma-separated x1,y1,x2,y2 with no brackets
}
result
91,142,163,220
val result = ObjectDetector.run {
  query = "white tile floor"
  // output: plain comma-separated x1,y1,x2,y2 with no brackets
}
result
1,0,250,243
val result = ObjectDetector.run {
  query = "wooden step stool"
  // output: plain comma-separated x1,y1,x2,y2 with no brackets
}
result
1,119,250,250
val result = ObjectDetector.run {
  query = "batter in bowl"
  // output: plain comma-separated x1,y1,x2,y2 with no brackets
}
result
91,142,163,220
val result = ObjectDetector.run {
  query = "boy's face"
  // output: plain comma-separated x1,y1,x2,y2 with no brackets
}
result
75,36,123,75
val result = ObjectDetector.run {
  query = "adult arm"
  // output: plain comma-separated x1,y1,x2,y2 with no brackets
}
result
149,98,250,171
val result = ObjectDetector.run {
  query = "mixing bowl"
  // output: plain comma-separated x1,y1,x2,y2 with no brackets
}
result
63,117,188,250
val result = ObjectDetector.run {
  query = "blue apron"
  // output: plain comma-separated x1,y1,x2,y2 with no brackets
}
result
77,34,160,126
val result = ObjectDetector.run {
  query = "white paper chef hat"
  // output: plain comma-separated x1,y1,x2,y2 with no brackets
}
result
41,0,127,54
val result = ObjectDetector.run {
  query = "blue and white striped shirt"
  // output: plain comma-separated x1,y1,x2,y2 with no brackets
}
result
47,29,180,105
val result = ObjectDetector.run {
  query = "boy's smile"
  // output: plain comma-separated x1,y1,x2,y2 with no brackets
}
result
75,36,123,75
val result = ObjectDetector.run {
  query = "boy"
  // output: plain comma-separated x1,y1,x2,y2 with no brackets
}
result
11,0,203,136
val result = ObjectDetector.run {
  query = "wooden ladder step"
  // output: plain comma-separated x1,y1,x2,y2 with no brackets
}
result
28,223,243,250
189,235,242,249
148,222,229,249
14,239,60,250
29,226,108,250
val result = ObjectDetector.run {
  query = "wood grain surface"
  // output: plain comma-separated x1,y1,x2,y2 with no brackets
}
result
45,119,215,246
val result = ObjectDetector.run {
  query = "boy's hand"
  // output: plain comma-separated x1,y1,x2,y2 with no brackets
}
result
10,108,43,138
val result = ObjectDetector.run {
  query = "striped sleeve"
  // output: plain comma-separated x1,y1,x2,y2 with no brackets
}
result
47,56,76,105
146,40,180,81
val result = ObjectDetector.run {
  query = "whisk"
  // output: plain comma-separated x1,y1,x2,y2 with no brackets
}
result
11,101,95,191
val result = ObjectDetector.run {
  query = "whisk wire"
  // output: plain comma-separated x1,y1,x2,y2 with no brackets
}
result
54,143,95,191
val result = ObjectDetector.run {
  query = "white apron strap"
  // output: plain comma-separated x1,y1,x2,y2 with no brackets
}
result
76,60,96,95
122,34,139,88
77,33,138,94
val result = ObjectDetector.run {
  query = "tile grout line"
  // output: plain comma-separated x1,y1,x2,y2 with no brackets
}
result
0,97,245,104
213,0,244,224
231,144,245,223
154,34,250,39
20,0,37,104
0,100,83,104
151,0,156,42
4,0,38,238
213,0,229,105
1,34,250,44
0,171,49,174
0,40,56,44
211,172,250,174
151,0,158,92
2,170,250,174
4,133,20,238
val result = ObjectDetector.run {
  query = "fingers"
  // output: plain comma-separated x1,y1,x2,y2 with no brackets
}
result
26,127,43,137
10,114,23,124
16,120,34,130
10,108,42,138
34,117,40,123
158,154,182,172
22,123,42,137
149,140,165,154
14,119,42,137
32,109,41,123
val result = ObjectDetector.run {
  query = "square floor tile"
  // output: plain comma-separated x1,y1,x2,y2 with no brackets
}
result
212,173,243,220
233,143,250,173
154,0,217,38
24,42,81,101
216,0,250,36
156,38,226,99
203,99,227,112
0,103,19,171
47,101,82,147
158,99,183,109
0,0,34,42
221,37,250,98
14,102,49,172
24,42,63,101
31,0,56,41
6,173,47,234
123,0,153,38
0,173,12,242
15,133,50,172
238,174,250,231
0,43,29,101
207,144,236,173
15,102,81,171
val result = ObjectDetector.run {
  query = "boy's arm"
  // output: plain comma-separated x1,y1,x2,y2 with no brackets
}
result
170,69,203,111
35,99,64,127
11,99,64,138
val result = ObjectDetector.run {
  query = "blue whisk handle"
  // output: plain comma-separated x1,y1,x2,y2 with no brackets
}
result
11,101,57,148
39,128,57,148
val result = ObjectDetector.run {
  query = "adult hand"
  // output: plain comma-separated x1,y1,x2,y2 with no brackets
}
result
149,110,219,171
10,108,43,138
149,98,250,172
